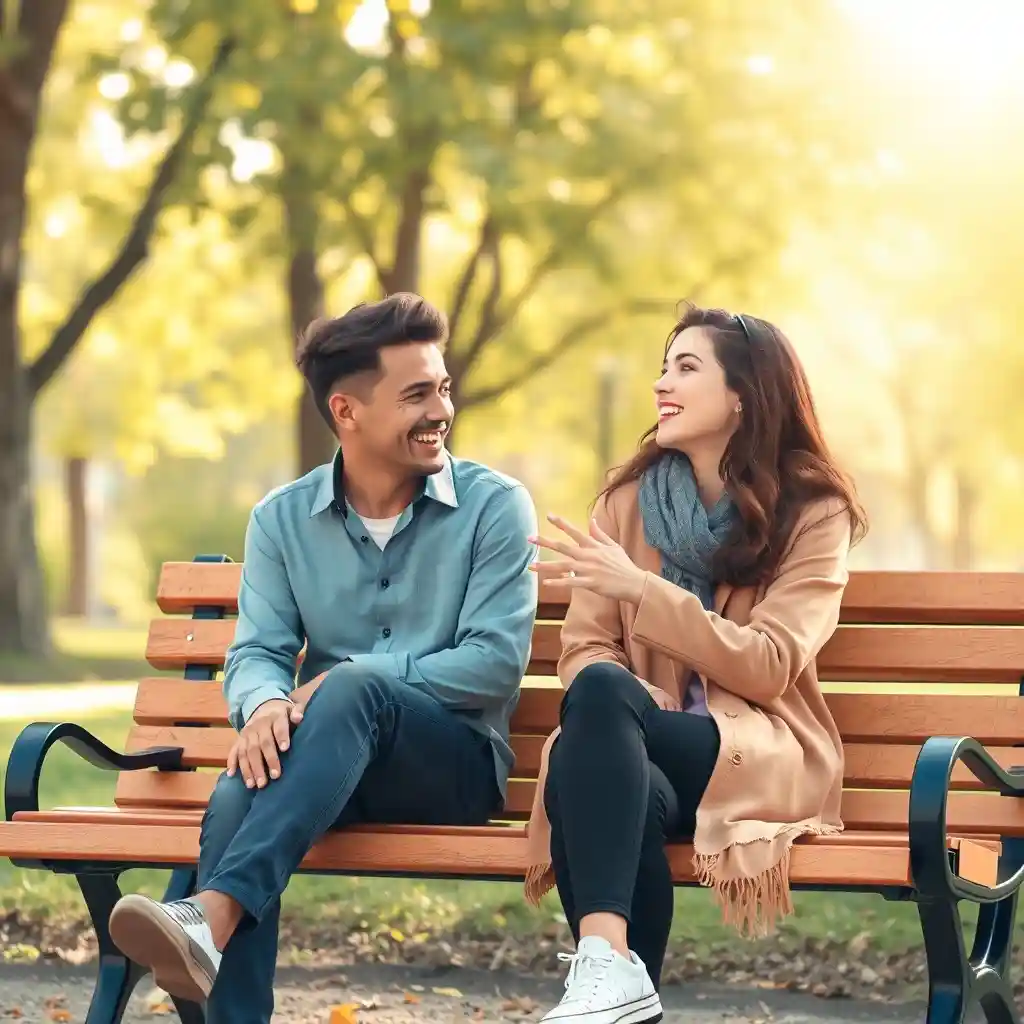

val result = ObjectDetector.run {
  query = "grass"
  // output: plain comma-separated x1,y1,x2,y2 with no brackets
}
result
0,708,938,955
0,620,153,685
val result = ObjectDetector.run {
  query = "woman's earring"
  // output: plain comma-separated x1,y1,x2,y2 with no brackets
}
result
735,403,742,414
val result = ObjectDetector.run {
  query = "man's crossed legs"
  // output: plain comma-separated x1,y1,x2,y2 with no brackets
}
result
109,664,499,1024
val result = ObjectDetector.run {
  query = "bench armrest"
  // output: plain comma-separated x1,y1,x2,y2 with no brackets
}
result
4,721,183,820
909,735,1024,903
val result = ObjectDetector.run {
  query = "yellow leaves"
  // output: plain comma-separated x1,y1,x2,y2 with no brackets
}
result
291,0,319,12
431,986,464,998
229,83,263,111
327,1005,359,1024
389,927,405,942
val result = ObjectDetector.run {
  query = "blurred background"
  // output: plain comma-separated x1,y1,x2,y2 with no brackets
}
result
3,0,1024,985
3,0,1024,670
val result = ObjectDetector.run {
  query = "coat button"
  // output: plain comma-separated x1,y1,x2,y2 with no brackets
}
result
730,750,743,766
382,627,391,638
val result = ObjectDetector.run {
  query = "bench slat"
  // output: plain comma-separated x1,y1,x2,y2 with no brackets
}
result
0,819,919,886
145,618,1024,684
132,680,1024,745
123,725,1023,792
157,563,1024,626
111,769,1024,835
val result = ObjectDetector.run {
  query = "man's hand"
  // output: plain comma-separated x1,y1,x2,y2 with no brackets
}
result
638,678,682,712
226,698,304,789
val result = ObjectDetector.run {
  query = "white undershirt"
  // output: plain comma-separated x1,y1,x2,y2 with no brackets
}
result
357,513,401,550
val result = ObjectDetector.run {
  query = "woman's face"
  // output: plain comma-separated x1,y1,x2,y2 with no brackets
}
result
653,326,741,453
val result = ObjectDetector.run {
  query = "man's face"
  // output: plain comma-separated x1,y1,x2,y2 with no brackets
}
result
342,342,454,475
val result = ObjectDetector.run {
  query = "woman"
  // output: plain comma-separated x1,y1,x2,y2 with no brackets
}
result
525,304,866,1024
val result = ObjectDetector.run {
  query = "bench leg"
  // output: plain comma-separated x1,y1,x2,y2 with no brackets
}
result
78,869,209,1024
970,890,1020,1024
78,874,146,1024
918,889,1021,1024
918,897,970,1024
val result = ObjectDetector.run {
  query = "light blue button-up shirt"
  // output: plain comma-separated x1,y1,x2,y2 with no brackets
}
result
222,451,538,796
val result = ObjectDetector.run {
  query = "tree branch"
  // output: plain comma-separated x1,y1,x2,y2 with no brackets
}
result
338,190,388,291
27,37,235,397
447,214,497,342
460,298,672,410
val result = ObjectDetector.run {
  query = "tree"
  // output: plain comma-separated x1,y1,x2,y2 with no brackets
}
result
112,0,852,467
0,0,233,654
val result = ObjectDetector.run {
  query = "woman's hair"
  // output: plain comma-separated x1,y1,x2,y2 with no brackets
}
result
602,302,867,585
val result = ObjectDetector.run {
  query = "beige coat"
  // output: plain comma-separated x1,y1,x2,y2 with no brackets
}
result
524,481,852,936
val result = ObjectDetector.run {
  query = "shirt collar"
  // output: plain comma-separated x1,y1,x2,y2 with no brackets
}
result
309,447,459,517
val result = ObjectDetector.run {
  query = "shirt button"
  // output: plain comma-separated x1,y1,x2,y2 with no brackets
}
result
382,627,391,638
730,751,743,766
381,578,390,589
360,535,369,543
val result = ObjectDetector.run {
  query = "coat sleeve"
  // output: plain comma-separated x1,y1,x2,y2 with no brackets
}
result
627,499,852,705
557,493,631,688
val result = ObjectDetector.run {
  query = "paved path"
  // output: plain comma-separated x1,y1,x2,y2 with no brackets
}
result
0,683,136,721
0,961,924,1023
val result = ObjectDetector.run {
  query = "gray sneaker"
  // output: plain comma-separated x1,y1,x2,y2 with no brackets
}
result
109,895,222,1002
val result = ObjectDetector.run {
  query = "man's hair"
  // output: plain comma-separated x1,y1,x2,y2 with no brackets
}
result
296,293,448,429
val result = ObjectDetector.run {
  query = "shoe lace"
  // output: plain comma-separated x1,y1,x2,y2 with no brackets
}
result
166,900,207,928
557,949,616,1003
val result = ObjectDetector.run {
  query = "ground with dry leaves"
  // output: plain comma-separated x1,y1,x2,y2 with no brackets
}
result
0,961,930,1024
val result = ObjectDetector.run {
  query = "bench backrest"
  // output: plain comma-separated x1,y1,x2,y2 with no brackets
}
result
119,563,1024,837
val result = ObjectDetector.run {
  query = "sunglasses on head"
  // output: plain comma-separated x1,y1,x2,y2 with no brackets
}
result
735,313,754,343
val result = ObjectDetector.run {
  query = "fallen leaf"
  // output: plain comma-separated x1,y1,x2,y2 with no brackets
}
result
47,1012,71,1023
328,1004,359,1024
2,1009,23,1019
390,929,405,943
403,992,421,1005
432,986,463,999
149,1003,174,1016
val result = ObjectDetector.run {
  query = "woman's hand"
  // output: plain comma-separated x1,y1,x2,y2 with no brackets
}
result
529,514,647,605
638,678,682,712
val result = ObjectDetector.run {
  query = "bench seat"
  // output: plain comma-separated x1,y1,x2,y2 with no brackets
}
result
5,560,1024,1024
2,812,996,888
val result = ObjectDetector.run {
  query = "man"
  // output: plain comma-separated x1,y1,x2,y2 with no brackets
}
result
108,293,538,1023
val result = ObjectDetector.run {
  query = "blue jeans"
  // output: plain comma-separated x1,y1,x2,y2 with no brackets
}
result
198,664,500,1024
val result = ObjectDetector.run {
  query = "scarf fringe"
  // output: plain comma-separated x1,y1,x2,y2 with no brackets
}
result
524,862,554,908
693,822,843,937
523,821,843,933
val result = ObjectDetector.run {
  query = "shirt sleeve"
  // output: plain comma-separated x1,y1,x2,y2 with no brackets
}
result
222,506,304,730
349,485,538,711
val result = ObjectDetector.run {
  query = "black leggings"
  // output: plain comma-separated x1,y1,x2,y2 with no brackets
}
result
544,661,720,988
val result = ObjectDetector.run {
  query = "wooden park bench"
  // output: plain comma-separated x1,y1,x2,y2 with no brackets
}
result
3,557,1024,1024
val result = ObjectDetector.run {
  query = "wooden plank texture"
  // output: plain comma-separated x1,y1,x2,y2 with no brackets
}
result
0,820,919,886
157,562,1024,626
124,725,1023,792
111,768,1024,835
146,618,1024,684
133,680,1024,746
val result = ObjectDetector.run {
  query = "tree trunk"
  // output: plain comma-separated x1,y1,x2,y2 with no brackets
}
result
64,456,88,617
0,367,49,655
0,0,64,654
282,160,334,474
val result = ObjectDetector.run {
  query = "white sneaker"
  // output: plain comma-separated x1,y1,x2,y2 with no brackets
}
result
109,895,222,1002
542,935,662,1023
